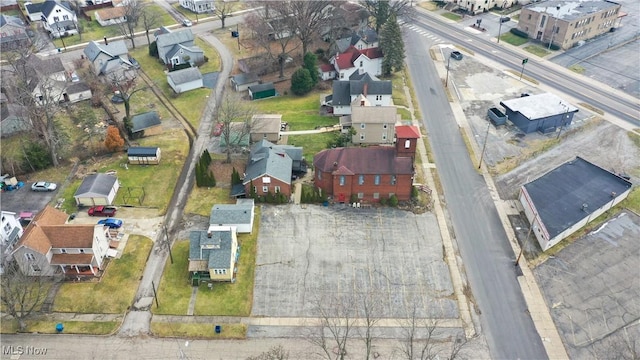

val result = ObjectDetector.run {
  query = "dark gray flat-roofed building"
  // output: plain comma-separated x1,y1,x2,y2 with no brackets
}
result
519,156,632,251
501,93,578,134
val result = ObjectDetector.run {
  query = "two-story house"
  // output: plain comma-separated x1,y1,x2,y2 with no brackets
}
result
26,0,77,38
179,0,214,14
188,226,238,284
327,45,383,80
10,206,111,277
156,29,204,67
0,14,30,51
84,40,136,77
332,27,379,55
344,96,399,145
327,73,392,116
313,125,420,203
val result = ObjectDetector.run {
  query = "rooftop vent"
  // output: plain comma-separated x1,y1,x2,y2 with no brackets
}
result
581,203,589,212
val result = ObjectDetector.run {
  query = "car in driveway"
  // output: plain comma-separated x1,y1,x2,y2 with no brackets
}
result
97,218,123,229
88,206,117,217
31,182,57,192
451,51,463,60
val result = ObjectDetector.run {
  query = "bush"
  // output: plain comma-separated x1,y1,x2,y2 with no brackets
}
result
290,68,314,96
380,197,388,206
170,63,191,72
23,142,52,171
411,186,419,199
350,194,358,204
389,194,399,207
149,41,158,58
547,43,561,51
510,28,529,38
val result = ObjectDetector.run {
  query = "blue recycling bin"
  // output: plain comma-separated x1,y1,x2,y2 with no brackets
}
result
56,323,64,333
215,325,222,334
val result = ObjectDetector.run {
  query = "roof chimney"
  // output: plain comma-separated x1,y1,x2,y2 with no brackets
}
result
363,82,368,97
104,37,108,45
207,231,212,238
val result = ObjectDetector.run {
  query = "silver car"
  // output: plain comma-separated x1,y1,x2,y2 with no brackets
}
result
31,181,57,192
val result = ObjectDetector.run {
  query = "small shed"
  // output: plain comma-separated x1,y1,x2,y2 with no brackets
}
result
248,83,276,100
74,173,120,206
250,114,281,143
230,72,260,92
167,67,203,94
208,199,255,234
500,93,579,134
127,147,161,165
131,111,162,138
65,82,92,104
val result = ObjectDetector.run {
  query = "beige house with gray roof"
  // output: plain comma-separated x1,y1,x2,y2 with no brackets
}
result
347,96,399,145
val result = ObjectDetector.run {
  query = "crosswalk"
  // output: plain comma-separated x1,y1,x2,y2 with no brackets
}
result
400,21,443,44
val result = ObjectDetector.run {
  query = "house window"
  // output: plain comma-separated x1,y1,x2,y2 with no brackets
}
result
275,186,281,193
360,123,365,129
358,175,364,185
383,124,388,129
528,14,531,20
374,175,380,185
391,175,397,185
79,249,85,253
359,60,363,67
340,73,344,79
262,186,269,193
53,16,60,22
263,133,267,138
373,193,380,199
63,15,69,20
376,95,382,101
253,186,257,193
3,222,10,232
25,253,36,261
60,249,67,254
31,264,41,272
389,193,395,198
357,192,364,199
317,172,322,180
360,134,365,140
339,176,345,186
405,139,411,149
382,134,387,141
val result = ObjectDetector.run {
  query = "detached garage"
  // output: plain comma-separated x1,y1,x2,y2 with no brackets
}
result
248,83,276,100
74,173,120,207
128,147,161,165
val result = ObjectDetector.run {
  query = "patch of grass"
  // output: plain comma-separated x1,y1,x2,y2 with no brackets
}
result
53,235,153,313
578,102,604,115
623,187,640,213
151,322,246,339
523,45,551,57
499,33,528,46
397,108,412,121
184,186,233,216
441,12,462,21
194,209,259,316
404,67,421,120
52,4,176,48
568,64,586,74
26,320,119,335
253,92,337,130
505,69,539,85
288,132,336,163
419,1,440,11
154,240,192,315
390,72,409,108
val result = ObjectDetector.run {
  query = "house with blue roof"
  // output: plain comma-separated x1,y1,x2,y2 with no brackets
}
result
209,199,255,234
188,226,238,284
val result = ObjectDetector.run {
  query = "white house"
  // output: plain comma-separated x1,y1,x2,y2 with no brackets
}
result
179,0,214,14
328,73,392,116
330,46,383,80
1,211,24,274
167,67,203,94
26,0,78,38
83,40,135,76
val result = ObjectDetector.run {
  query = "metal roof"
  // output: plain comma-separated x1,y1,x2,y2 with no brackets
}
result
131,111,161,133
500,93,578,120
127,147,159,157
522,156,632,239
74,173,117,197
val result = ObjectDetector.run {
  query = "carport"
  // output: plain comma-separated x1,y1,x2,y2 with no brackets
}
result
74,173,120,207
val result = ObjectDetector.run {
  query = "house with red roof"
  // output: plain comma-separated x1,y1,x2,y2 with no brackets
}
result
313,125,420,203
321,45,383,81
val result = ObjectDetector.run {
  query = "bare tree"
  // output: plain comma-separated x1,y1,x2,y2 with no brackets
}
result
70,0,84,41
245,3,300,78
214,0,234,29
0,261,52,332
118,0,145,49
246,345,290,360
216,92,255,163
288,0,333,55
108,69,145,141
140,5,161,46
308,289,358,360
357,291,382,360
360,0,413,32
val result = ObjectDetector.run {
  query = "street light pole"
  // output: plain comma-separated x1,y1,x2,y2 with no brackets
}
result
56,21,67,51
445,55,451,87
516,212,539,266
497,0,506,44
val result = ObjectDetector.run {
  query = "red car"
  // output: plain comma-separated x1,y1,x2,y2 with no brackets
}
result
88,206,117,217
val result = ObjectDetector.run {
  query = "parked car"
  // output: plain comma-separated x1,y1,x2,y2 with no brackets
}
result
98,218,123,229
500,16,510,23
31,181,57,192
450,51,463,60
213,123,224,136
88,206,117,217
182,19,193,27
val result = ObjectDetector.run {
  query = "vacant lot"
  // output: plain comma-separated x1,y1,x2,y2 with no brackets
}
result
252,205,458,319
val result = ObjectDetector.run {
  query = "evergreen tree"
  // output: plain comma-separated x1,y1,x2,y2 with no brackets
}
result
202,149,212,166
231,167,242,185
380,13,405,76
303,52,318,85
290,68,314,96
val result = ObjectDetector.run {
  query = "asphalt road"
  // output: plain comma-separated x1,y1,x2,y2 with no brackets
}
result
403,27,548,360
411,10,640,128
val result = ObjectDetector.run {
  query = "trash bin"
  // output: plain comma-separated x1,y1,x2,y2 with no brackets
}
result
215,325,222,334
56,323,64,333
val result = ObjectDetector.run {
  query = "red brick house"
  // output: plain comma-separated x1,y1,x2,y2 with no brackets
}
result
313,125,420,203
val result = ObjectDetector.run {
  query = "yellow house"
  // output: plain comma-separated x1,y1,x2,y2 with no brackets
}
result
188,226,238,284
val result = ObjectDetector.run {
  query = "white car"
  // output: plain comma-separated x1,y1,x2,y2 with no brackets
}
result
182,19,193,27
31,181,57,192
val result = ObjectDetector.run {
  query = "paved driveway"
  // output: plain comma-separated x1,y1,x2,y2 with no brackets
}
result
252,205,458,319
0,183,59,215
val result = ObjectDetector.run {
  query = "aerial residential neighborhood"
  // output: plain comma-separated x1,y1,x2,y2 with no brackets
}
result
0,0,638,359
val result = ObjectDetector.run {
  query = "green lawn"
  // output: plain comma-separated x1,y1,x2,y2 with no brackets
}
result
52,4,176,48
0,319,119,335
523,45,551,57
53,235,153,313
154,240,192,315
252,92,337,131
184,186,233,216
499,33,529,46
390,72,409,108
151,322,247,339
288,133,336,163
441,12,462,21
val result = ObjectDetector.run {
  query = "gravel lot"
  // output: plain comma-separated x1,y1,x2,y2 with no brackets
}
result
252,205,458,320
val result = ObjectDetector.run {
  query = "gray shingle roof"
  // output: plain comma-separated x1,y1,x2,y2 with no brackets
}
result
41,0,72,17
156,29,195,50
84,40,129,62
66,81,91,94
243,140,293,185
522,156,632,239
231,72,259,86
74,173,118,197
167,67,203,85
189,229,233,269
332,74,391,106
209,201,254,226
131,111,161,133
25,2,46,14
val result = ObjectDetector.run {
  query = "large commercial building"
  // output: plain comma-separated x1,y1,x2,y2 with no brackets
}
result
517,0,622,50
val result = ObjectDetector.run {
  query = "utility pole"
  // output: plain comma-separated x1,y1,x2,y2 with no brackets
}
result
164,224,173,264
497,0,507,43
516,212,539,266
478,122,490,169
445,55,451,87
556,103,570,140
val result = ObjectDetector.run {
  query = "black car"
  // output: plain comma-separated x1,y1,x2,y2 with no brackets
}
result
450,51,463,60
500,16,510,23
